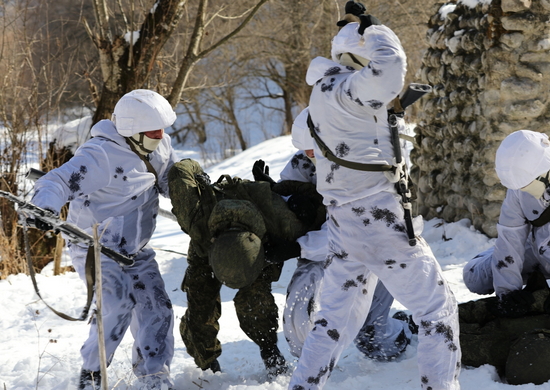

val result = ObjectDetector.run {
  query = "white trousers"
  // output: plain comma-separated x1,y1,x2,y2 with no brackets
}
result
284,260,412,360
71,245,174,381
288,192,461,390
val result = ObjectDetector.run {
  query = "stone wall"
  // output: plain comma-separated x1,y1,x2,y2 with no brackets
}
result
413,0,550,237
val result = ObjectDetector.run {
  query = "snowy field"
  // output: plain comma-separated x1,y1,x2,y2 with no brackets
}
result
1,135,549,389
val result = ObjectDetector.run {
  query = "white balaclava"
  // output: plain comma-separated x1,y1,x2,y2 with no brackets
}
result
112,89,176,155
495,130,550,197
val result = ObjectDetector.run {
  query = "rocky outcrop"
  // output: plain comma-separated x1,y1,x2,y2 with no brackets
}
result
413,0,550,237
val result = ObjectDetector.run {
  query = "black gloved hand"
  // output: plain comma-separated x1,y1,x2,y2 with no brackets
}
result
35,218,54,231
26,207,58,231
358,14,382,35
287,193,317,225
26,215,54,231
345,1,366,16
252,160,276,187
496,289,536,318
264,240,301,264
195,172,211,187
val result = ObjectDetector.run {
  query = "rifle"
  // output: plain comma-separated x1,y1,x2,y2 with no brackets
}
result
0,190,134,266
388,83,432,246
395,83,432,113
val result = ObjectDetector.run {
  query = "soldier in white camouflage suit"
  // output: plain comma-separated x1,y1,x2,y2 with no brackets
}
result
31,90,177,390
275,107,416,361
464,130,550,317
287,13,461,390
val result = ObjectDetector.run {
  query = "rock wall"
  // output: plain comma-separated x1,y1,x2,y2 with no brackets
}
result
413,0,550,237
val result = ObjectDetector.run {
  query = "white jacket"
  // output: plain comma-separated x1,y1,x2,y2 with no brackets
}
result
306,25,406,206
492,189,550,296
32,119,178,256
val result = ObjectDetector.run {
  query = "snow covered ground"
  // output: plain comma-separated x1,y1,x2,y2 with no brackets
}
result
1,135,549,389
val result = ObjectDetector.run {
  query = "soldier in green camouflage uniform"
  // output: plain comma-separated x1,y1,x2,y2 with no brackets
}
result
167,159,324,376
460,270,550,385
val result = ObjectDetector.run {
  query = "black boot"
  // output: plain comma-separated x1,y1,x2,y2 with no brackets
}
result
78,369,101,390
202,359,221,373
392,311,419,334
260,345,288,378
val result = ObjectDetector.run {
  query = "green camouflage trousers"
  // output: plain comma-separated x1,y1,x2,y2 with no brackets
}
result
180,240,283,369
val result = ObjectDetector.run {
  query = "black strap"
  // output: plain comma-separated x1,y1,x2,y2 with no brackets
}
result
125,138,159,188
306,114,393,172
23,223,95,321
531,206,550,227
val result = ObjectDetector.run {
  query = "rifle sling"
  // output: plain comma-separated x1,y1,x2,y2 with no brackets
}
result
306,114,393,172
23,225,95,321
530,205,550,227
125,138,159,188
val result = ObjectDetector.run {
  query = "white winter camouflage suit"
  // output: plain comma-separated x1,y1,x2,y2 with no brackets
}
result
31,119,176,384
288,24,461,390
464,188,550,297
281,148,413,360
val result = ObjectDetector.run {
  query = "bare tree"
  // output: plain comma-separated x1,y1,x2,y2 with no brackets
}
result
86,0,269,124
241,0,339,135
0,0,79,277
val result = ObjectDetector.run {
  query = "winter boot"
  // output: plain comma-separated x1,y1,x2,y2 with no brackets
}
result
393,311,419,334
260,345,288,379
202,359,221,373
78,369,101,390
355,324,410,361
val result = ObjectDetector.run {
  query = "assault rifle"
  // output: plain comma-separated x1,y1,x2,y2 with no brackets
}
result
0,190,134,266
388,83,432,246
391,83,432,115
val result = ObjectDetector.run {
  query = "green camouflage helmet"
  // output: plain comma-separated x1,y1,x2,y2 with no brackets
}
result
208,200,267,289
208,199,267,238
506,329,550,385
209,230,265,289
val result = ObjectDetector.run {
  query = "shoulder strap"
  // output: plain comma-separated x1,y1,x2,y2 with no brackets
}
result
306,114,393,172
125,138,159,188
530,205,550,227
23,224,94,321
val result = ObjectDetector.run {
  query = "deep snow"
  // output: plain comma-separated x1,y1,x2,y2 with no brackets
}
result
1,135,549,390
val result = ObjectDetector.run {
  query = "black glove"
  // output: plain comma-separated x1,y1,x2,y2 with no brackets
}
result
287,193,317,225
264,240,301,264
252,160,276,187
345,1,366,16
358,14,381,35
35,218,54,231
496,289,536,318
194,172,211,187
26,207,57,231
337,1,367,27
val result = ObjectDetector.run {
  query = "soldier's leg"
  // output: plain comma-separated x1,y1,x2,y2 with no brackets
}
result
463,247,495,294
127,247,174,385
283,259,325,358
180,243,223,369
354,280,413,360
357,194,461,390
234,263,286,374
288,256,378,389
71,248,136,372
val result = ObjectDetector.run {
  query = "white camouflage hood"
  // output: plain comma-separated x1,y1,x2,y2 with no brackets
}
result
495,130,550,189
